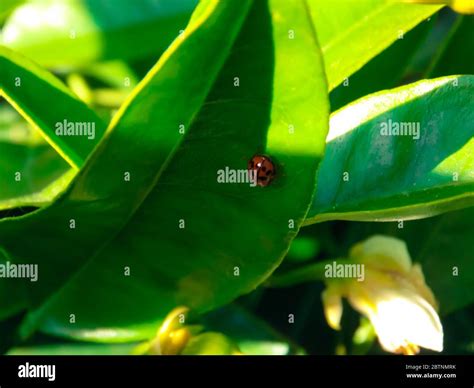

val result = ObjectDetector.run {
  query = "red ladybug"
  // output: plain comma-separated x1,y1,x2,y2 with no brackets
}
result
248,154,276,187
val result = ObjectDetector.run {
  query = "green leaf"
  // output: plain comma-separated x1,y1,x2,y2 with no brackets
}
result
81,61,139,89
0,45,107,169
428,15,474,77
351,317,376,355
181,332,240,355
0,0,250,336
0,104,74,211
8,341,137,355
330,16,435,112
267,259,335,288
0,0,329,342
0,0,253,328
305,76,474,224
0,0,24,21
204,305,305,355
307,0,443,90
286,236,320,263
1,0,198,68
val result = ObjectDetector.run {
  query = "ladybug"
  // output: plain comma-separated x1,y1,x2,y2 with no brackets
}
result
248,154,276,187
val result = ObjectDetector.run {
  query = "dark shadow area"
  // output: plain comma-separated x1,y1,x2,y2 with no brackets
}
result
429,14,474,78
0,310,27,354
330,16,435,112
0,207,38,218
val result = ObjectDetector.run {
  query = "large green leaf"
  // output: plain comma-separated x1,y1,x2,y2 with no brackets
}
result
0,45,107,168
9,0,330,342
307,0,443,90
305,76,474,224
1,0,198,68
0,0,253,325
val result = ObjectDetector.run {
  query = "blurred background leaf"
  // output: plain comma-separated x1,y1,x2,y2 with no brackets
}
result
0,0,25,22
0,46,107,168
0,104,72,211
285,236,321,263
8,339,138,355
181,332,241,355
204,305,305,355
1,0,198,68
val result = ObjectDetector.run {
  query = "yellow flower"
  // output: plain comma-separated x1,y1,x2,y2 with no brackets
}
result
322,235,443,355
143,306,192,355
135,306,242,355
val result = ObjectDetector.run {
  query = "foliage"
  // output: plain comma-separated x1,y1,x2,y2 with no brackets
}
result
0,0,472,355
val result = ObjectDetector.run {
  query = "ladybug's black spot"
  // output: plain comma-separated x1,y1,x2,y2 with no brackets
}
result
266,170,272,176
261,166,267,172
259,176,268,181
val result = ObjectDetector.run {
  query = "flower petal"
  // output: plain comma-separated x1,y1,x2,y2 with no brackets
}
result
407,263,438,309
350,235,412,274
362,289,443,353
322,285,344,330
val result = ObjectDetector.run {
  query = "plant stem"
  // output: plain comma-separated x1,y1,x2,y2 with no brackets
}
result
266,258,348,288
